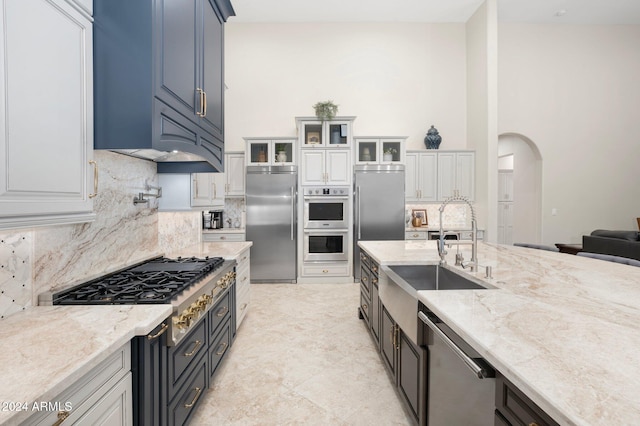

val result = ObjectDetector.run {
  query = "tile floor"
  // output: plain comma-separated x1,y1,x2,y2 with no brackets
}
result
190,282,414,425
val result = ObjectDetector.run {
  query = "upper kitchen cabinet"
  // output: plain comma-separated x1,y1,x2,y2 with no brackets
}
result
355,137,406,165
437,151,475,201
93,0,235,172
0,0,96,229
296,117,355,148
224,151,245,196
245,138,295,166
405,152,437,202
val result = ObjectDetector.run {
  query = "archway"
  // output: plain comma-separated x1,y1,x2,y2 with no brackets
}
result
497,133,543,245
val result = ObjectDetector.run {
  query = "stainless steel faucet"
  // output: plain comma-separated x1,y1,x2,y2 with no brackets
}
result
438,195,478,272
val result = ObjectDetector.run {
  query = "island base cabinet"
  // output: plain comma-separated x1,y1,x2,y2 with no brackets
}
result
495,373,559,426
380,306,396,374
398,332,425,423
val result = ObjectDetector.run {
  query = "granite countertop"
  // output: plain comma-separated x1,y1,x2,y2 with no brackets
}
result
358,240,640,426
0,305,172,426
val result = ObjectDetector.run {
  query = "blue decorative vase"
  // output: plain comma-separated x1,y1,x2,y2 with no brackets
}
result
424,125,442,149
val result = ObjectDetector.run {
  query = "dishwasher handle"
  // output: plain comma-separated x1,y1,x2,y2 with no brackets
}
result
418,311,493,379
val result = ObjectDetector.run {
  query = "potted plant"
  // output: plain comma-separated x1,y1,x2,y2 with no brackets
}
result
313,100,338,121
383,147,397,162
275,143,287,163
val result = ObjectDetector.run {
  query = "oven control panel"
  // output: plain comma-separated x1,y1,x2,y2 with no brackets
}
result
305,187,350,196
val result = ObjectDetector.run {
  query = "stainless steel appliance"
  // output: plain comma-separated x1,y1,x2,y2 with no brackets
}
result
303,229,349,262
353,164,405,280
418,305,495,425
246,165,297,282
303,186,350,229
211,210,224,229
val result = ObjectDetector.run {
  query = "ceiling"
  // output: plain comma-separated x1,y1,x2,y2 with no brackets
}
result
229,0,640,24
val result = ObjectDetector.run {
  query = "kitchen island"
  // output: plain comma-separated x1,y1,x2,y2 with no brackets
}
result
359,240,640,425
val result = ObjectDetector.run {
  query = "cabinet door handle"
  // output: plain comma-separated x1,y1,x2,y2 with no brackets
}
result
202,90,207,117
52,410,70,426
88,160,98,198
194,178,199,198
184,339,202,357
184,387,202,408
196,88,204,116
147,323,168,341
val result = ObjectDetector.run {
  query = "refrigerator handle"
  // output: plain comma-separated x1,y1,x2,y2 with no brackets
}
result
290,186,295,241
356,185,361,239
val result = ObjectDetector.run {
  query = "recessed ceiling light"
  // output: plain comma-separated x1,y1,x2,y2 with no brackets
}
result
554,9,567,17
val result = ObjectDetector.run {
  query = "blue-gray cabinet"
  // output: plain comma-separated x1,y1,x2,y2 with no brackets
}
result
94,0,234,172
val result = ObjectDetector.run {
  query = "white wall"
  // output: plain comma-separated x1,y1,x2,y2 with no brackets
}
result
499,24,640,243
224,23,468,151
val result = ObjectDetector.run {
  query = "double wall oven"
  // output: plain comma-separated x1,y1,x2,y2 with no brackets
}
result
303,186,350,262
45,256,236,426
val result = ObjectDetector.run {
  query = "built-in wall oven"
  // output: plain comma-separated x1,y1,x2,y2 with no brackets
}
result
303,186,350,229
303,229,349,262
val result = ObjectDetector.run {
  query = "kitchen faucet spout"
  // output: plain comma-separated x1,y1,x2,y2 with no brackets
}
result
438,195,478,272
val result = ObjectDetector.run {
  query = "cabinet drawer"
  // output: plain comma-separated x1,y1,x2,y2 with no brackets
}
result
27,343,131,425
496,373,558,426
209,292,230,340
202,232,245,242
360,291,371,325
168,358,208,426
168,319,207,399
209,319,231,379
302,262,350,277
405,230,428,240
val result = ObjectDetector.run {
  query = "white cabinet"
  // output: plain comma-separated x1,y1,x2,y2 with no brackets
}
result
296,117,354,148
355,137,405,164
245,138,295,166
0,0,95,230
202,231,245,242
224,152,245,196
405,152,437,202
26,343,132,426
234,248,251,329
192,173,225,207
300,149,351,186
437,151,475,201
405,229,428,240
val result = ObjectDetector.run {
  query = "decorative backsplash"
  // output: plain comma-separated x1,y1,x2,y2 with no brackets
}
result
0,232,32,318
405,203,470,228
222,198,245,229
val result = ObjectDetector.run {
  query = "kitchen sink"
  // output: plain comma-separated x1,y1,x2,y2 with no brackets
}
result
384,265,489,292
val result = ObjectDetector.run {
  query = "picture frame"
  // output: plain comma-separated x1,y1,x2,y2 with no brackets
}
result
412,209,428,226
306,131,321,145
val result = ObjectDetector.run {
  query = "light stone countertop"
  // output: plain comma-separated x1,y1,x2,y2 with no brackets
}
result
0,305,172,426
358,240,640,426
166,241,252,260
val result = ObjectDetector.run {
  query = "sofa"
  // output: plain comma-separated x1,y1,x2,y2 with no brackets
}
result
582,229,640,261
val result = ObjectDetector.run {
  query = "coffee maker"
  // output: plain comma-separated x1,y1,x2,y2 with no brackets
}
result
202,210,224,229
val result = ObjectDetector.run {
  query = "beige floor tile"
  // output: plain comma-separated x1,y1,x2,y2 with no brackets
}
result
189,282,414,425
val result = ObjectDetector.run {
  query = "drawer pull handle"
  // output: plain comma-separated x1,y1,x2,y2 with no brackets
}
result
184,339,202,357
52,410,70,426
362,303,368,311
147,323,168,341
242,255,247,261
323,269,329,273
184,386,202,408
372,278,378,285
413,233,419,237
362,277,368,283
220,236,226,240
216,341,229,355
216,306,229,317
240,303,248,311
242,276,248,282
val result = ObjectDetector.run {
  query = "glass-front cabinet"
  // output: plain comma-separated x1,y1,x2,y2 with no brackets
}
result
245,137,295,166
296,117,355,148
355,137,405,164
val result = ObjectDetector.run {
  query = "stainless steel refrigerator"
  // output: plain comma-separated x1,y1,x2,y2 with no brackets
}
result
353,164,405,280
246,166,297,282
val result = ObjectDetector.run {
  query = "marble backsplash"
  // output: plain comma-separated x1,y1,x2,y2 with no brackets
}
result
405,203,470,228
0,151,160,314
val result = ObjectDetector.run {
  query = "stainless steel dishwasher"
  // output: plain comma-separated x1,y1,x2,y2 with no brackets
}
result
418,305,495,426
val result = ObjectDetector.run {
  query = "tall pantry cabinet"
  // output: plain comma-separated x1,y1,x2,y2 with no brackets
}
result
0,0,95,229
